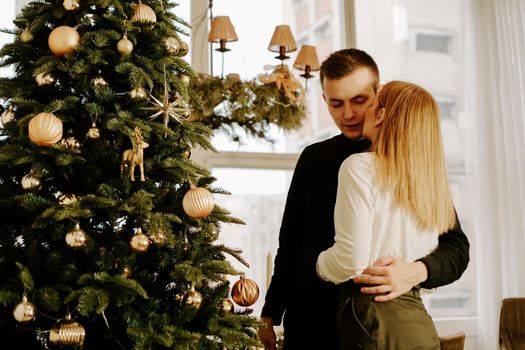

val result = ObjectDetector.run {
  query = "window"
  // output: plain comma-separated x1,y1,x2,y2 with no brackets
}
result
416,32,453,54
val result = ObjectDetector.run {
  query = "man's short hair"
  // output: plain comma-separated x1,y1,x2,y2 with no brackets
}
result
320,48,380,86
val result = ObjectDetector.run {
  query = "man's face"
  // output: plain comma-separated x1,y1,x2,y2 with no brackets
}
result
322,68,377,140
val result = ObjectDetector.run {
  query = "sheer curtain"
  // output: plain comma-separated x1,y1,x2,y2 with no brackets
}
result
468,0,525,348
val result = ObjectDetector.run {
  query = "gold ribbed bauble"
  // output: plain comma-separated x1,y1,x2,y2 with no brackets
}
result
117,35,133,55
65,223,87,248
48,26,80,57
28,112,63,147
131,2,157,23
20,29,33,43
231,276,259,307
35,72,55,86
21,173,41,190
183,286,203,309
13,296,36,322
130,228,150,253
182,185,214,218
49,314,85,346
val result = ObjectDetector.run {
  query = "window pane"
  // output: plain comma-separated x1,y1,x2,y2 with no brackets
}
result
354,0,476,319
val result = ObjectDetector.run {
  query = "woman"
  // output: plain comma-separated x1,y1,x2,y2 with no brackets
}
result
317,81,456,349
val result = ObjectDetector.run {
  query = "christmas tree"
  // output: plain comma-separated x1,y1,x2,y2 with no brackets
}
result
0,0,261,348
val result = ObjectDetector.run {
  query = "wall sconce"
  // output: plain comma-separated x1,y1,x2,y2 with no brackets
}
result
268,25,297,65
208,15,238,77
293,45,320,89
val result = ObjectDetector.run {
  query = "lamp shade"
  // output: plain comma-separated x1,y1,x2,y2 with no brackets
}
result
208,16,238,43
268,25,297,53
293,45,320,71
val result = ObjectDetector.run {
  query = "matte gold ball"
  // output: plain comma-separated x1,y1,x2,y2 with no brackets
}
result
65,223,87,248
131,3,157,23
13,296,36,323
48,26,80,57
28,112,63,147
182,185,214,218
130,228,150,253
117,35,133,56
231,276,259,307
183,289,203,309
20,29,33,43
164,37,180,54
49,314,85,346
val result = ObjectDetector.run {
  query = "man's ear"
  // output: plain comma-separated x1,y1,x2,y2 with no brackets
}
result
374,108,385,127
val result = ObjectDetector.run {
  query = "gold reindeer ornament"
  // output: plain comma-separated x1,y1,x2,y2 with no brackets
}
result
121,127,149,181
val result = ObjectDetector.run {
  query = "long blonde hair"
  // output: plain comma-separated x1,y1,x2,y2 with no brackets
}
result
373,81,456,232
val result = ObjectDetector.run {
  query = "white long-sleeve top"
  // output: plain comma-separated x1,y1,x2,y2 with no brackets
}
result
317,152,439,284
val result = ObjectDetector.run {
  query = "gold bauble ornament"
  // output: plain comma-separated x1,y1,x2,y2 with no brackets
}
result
66,223,87,248
130,86,147,99
86,122,101,139
13,296,36,323
28,112,63,147
20,29,33,43
63,0,80,11
92,76,108,87
35,72,55,86
131,2,157,23
1,105,15,125
231,276,259,307
183,286,203,309
207,225,219,241
58,193,78,205
117,35,133,56
49,314,86,346
180,74,191,86
164,37,180,54
130,228,150,253
48,26,80,57
181,149,191,159
221,298,234,314
60,134,80,149
182,185,214,218
21,173,41,190
178,41,189,56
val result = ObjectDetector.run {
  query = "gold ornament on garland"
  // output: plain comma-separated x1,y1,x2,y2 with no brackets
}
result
183,285,203,309
1,105,15,125
35,72,55,86
258,64,304,102
130,86,147,99
13,295,36,323
221,298,234,314
130,227,150,253
131,2,157,23
86,122,100,139
48,26,80,57
231,276,259,307
182,184,214,218
21,173,41,190
20,29,33,43
117,35,133,56
65,223,87,248
63,0,80,11
49,314,86,346
28,112,63,147
164,37,180,54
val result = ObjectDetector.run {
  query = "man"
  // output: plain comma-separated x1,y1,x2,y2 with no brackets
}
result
258,49,469,349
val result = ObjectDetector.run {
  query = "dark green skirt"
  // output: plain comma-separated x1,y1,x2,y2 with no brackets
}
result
337,284,440,350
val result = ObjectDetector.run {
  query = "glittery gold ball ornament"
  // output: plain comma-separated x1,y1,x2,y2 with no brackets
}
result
164,37,180,54
86,122,100,139
117,35,133,56
28,112,63,146
49,314,86,346
221,298,234,314
48,26,80,57
130,228,150,253
13,296,36,323
182,185,214,218
183,286,203,309
231,276,259,307
21,173,41,190
35,72,55,86
20,29,33,43
63,0,80,11
130,86,147,99
1,105,15,125
178,41,189,56
131,2,157,23
92,76,108,87
66,223,87,248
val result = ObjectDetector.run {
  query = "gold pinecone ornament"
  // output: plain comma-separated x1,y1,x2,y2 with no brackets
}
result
13,295,36,323
49,313,86,346
231,276,259,307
